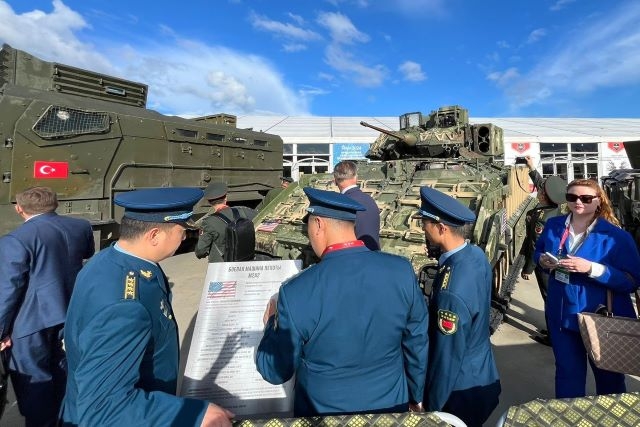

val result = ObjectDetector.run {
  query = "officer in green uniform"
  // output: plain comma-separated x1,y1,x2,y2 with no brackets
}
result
519,156,567,345
61,187,234,427
194,182,256,262
256,176,293,211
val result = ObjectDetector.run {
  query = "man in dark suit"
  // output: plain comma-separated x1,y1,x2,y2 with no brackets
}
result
333,160,381,250
0,186,95,427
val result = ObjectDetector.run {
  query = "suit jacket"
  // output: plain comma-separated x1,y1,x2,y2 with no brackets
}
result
256,246,428,416
0,212,94,339
61,246,208,426
534,215,640,331
344,187,381,251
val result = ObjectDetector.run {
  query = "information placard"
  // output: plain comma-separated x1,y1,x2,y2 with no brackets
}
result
181,260,302,418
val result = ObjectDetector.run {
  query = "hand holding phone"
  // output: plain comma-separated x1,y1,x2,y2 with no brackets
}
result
544,252,559,264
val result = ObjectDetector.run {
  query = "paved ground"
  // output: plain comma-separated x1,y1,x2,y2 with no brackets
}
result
3,253,639,426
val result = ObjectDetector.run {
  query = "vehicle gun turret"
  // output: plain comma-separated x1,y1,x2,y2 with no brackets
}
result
361,105,503,160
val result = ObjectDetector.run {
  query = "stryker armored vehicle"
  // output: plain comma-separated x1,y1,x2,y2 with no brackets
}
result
253,105,536,331
0,44,283,247
601,140,640,247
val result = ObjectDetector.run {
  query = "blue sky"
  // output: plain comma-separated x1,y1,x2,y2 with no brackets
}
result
1,0,639,118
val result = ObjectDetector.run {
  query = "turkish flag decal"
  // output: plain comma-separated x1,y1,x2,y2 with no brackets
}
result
34,161,69,179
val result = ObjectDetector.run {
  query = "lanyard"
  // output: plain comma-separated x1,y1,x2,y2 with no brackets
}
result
557,221,591,256
322,240,365,257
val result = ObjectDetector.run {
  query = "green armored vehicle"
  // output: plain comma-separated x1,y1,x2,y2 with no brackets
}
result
253,105,536,331
0,44,283,247
602,141,640,247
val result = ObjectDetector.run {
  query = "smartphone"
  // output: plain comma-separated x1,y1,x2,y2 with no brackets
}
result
544,252,559,264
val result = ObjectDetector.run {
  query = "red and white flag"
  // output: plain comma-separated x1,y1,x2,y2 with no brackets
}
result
33,161,69,179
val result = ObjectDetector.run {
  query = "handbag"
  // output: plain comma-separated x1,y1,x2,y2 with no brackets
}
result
577,289,640,376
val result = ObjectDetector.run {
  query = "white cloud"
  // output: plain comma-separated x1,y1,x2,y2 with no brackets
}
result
249,12,321,41
0,0,112,72
0,1,311,115
497,40,510,49
315,11,385,87
317,12,369,44
486,67,520,87
489,2,640,111
527,28,547,44
283,43,307,52
324,44,387,87
550,0,576,11
398,61,426,82
288,12,305,26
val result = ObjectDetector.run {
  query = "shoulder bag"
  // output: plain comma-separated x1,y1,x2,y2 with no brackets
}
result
577,289,640,376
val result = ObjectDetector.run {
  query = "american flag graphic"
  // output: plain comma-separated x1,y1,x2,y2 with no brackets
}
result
207,281,237,298
256,220,281,232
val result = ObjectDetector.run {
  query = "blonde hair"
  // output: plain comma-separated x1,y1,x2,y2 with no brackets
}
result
567,179,620,227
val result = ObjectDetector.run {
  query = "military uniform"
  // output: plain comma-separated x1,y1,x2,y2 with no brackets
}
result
415,187,500,427
194,205,256,262
425,244,501,425
61,188,209,426
256,188,428,416
520,170,566,342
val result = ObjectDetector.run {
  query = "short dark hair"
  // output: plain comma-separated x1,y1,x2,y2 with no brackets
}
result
333,161,357,184
15,186,58,214
119,216,176,240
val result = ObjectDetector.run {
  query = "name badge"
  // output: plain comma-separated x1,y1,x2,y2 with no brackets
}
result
555,269,570,284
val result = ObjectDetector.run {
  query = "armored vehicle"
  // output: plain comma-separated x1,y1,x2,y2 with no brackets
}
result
602,140,640,247
253,105,536,331
0,44,283,247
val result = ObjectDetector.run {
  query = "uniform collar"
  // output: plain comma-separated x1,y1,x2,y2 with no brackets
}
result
438,241,468,265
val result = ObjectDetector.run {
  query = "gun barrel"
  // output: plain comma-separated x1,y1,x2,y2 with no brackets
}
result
360,121,417,146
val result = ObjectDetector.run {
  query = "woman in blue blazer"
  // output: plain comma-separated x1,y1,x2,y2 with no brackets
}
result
534,179,640,398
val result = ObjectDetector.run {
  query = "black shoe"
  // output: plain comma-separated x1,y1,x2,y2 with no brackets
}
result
539,329,548,335
533,334,552,346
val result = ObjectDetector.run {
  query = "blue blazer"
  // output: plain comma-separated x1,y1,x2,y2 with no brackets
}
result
344,187,381,251
62,246,208,426
256,246,428,416
534,215,640,331
0,212,94,339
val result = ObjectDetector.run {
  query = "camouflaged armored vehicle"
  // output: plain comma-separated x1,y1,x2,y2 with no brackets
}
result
253,105,536,331
0,44,283,247
602,141,640,247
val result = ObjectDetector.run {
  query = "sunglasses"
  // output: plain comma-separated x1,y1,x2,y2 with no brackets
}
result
565,193,598,204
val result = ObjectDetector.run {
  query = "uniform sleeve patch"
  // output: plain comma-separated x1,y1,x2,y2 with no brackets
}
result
437,309,458,335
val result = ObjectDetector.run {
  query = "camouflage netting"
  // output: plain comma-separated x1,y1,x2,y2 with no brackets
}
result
503,392,640,427
234,412,452,427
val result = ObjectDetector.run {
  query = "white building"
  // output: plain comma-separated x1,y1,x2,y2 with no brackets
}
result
237,115,640,182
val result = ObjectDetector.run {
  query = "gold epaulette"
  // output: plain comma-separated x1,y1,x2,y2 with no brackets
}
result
124,271,138,300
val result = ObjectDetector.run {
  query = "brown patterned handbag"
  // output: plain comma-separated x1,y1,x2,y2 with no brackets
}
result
577,289,640,376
